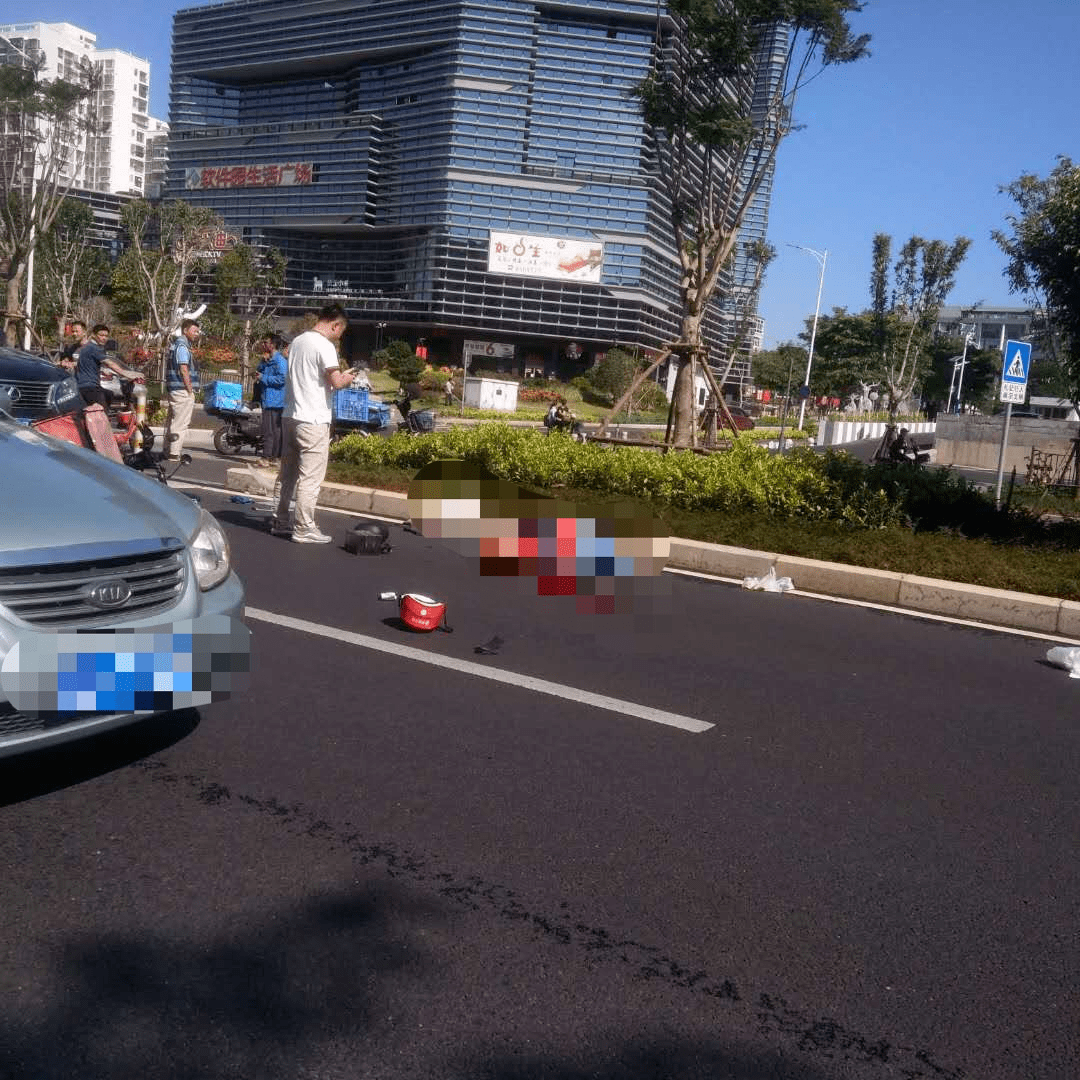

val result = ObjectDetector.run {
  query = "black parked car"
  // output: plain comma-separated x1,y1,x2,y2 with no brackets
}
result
0,346,83,421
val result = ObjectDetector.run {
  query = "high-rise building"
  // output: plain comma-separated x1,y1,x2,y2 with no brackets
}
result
145,118,171,199
168,0,782,378
0,21,168,197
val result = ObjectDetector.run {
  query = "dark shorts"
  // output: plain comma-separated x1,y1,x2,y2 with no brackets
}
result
79,387,109,409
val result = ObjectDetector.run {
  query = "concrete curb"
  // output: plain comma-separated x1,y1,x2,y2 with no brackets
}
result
224,467,1079,639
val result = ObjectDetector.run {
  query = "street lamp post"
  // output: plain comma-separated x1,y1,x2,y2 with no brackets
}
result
953,329,975,414
944,354,966,414
788,244,827,431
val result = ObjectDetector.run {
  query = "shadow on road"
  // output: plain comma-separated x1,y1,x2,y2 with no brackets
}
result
0,885,436,1080
448,1040,848,1080
0,709,201,808
212,508,277,534
0,873,890,1080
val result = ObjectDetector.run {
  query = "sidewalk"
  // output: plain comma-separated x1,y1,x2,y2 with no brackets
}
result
149,425,214,451
223,464,1080,640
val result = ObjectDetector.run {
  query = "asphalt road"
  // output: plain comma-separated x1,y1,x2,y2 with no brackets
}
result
0,446,1077,1080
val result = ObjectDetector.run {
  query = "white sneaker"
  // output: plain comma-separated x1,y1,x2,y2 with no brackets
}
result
291,528,333,544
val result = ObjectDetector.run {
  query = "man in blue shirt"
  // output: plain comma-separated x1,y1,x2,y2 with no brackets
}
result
75,323,142,409
163,319,202,461
255,334,288,466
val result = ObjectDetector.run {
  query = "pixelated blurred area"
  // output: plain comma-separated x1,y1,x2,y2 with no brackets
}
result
1,616,250,716
407,460,671,614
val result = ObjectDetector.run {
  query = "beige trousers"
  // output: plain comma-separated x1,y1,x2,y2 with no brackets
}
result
164,389,195,459
274,419,330,533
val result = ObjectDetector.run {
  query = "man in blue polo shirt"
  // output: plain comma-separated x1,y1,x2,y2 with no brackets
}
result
75,323,143,409
163,319,202,461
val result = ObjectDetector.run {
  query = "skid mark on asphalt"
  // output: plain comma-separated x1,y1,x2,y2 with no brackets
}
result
245,606,713,734
129,759,965,1080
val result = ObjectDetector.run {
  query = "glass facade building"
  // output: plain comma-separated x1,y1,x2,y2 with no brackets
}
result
168,0,778,379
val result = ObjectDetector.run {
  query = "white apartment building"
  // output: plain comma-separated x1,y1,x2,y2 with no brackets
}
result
0,20,168,196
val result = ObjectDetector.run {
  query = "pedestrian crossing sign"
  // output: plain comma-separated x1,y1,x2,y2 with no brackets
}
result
1000,340,1031,404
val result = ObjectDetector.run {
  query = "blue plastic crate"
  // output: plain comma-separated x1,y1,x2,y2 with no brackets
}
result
368,402,391,428
333,387,370,421
207,381,243,411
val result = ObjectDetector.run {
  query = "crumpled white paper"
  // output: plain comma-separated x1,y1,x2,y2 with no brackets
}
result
1046,646,1080,678
741,566,794,593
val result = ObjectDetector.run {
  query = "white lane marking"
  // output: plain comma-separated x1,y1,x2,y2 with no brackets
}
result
244,606,713,734
665,567,1080,646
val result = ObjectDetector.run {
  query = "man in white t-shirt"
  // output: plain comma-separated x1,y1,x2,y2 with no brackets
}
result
271,303,356,543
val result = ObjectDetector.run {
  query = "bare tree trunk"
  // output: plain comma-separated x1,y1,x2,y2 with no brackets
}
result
669,347,697,449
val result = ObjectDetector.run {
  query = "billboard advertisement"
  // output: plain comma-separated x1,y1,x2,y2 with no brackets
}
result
487,232,603,284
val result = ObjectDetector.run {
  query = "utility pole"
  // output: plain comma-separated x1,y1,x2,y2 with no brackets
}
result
788,244,827,431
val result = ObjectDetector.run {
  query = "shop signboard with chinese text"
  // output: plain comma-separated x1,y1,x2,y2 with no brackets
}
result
190,228,240,262
185,163,315,190
463,340,514,361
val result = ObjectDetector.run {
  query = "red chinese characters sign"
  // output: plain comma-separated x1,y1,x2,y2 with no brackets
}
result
185,163,314,190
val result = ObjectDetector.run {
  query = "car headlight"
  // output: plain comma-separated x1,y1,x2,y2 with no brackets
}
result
190,509,232,591
51,376,82,408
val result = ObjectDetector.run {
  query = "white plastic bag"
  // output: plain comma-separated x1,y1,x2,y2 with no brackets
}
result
741,566,794,594
1046,646,1080,678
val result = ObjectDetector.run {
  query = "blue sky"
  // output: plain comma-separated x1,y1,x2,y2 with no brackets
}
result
5,1,1079,349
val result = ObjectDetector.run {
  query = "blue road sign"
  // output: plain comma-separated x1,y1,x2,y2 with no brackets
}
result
1000,340,1032,404
1002,340,1031,383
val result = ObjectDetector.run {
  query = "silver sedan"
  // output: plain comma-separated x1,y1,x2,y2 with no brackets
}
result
0,394,249,757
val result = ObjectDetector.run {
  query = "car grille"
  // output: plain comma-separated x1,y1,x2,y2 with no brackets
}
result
0,379,52,411
0,703,45,740
0,545,186,628
0,703,112,743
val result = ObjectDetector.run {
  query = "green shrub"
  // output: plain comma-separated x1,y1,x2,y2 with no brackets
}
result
330,425,907,526
419,369,449,392
379,340,424,386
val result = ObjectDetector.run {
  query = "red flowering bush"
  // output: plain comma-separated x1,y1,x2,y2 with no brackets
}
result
518,388,562,404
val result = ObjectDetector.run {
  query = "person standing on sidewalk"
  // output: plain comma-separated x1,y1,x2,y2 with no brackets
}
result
255,334,288,467
163,319,202,461
271,304,355,543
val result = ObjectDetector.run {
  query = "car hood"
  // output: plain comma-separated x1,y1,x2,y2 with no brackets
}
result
0,423,201,563
0,350,64,383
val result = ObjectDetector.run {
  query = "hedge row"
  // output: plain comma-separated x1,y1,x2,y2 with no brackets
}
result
330,424,915,529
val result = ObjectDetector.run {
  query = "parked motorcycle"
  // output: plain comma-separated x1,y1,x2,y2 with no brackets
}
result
395,390,436,435
207,403,263,456
872,424,929,467
399,408,436,435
